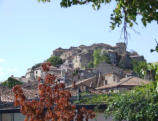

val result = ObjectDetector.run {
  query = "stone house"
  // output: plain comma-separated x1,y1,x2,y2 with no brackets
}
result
96,62,124,77
97,72,122,88
72,51,93,69
25,67,42,80
52,47,68,57
25,68,34,80
66,76,98,92
96,76,150,92
33,67,42,79
113,42,126,55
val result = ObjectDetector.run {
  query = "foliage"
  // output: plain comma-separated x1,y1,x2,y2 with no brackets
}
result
47,56,63,67
1,77,23,89
73,68,80,76
151,40,158,53
87,61,94,68
147,63,158,81
13,62,95,121
132,60,147,78
38,0,158,30
93,49,111,67
31,63,41,70
104,83,158,121
131,60,158,80
93,49,102,67
102,51,111,64
74,94,108,105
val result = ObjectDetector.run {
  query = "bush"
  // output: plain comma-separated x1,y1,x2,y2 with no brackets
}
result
31,63,41,70
1,77,23,88
47,56,63,67
88,61,94,68
132,60,147,78
105,82,158,121
74,94,109,105
93,49,111,67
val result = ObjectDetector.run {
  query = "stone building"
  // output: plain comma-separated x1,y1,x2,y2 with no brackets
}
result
96,62,124,76
96,76,150,92
25,68,34,80
52,47,68,57
51,42,144,70
96,72,122,88
113,42,126,55
72,51,93,69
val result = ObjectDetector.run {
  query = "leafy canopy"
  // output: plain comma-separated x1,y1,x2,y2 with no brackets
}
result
105,83,158,121
87,61,94,68
132,60,147,78
47,56,63,67
1,77,23,89
38,0,158,30
93,49,111,67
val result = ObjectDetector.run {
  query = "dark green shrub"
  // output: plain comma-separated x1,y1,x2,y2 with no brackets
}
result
47,56,63,67
105,83,158,121
1,77,23,88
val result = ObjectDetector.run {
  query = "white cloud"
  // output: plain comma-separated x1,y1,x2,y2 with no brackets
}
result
0,58,5,63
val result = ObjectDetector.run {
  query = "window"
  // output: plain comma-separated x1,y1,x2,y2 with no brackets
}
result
104,80,107,85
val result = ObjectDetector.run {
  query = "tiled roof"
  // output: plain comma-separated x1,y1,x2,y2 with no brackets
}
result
0,82,38,102
96,76,150,90
66,76,96,88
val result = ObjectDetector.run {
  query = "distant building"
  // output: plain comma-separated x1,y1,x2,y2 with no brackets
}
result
96,62,124,76
96,76,150,92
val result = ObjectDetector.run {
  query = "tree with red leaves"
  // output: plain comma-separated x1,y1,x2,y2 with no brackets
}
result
13,62,95,121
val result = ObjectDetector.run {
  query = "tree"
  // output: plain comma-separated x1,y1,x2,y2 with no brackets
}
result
13,62,95,121
47,56,63,67
151,40,158,53
38,0,158,30
1,77,23,89
87,61,94,68
132,60,147,78
101,51,111,64
93,49,111,67
105,83,158,121
93,49,102,67
32,63,41,70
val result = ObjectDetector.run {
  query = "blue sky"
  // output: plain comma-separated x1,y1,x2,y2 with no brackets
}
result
0,0,158,82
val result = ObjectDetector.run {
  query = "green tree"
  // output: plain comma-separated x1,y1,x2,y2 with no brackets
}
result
132,60,147,78
1,77,23,89
93,49,111,67
93,49,102,67
31,63,41,70
47,56,63,67
102,51,111,64
38,0,158,30
87,61,94,68
105,83,158,121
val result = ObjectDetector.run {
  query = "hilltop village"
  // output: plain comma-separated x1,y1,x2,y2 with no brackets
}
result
0,42,150,102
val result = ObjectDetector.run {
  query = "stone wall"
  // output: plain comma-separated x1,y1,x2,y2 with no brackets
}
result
96,62,123,76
